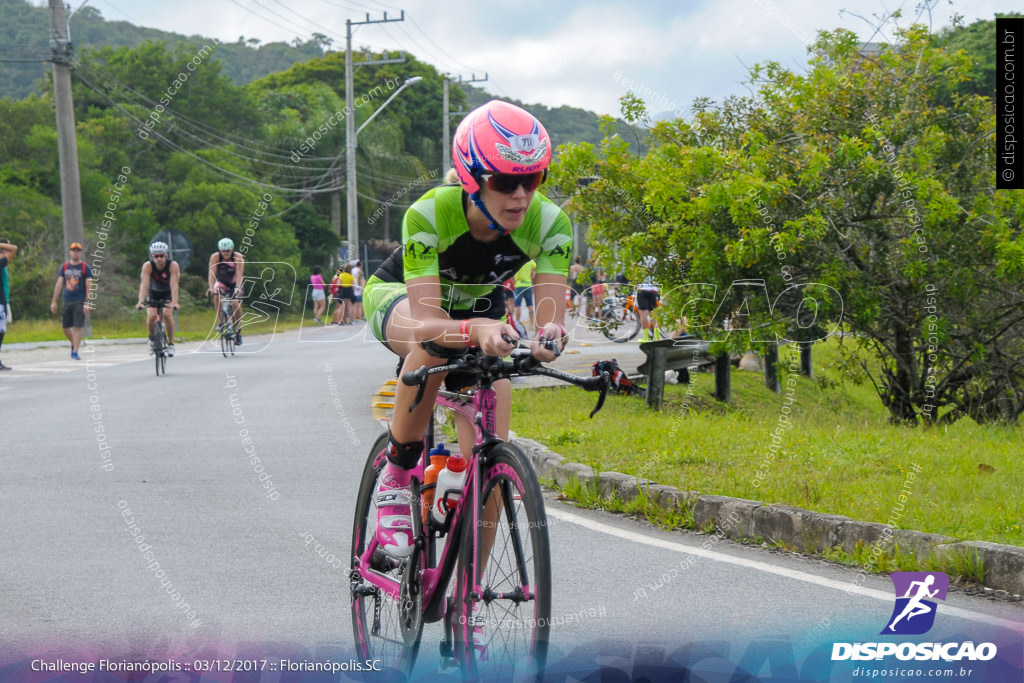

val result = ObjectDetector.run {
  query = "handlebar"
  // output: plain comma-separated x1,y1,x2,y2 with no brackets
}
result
140,298,176,310
401,337,610,418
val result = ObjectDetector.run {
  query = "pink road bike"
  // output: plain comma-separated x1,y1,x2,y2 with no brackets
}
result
350,340,609,680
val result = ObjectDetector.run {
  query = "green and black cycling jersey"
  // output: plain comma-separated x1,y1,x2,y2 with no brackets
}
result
367,185,572,313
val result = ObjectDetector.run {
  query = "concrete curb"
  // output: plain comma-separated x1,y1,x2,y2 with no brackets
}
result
513,437,1024,596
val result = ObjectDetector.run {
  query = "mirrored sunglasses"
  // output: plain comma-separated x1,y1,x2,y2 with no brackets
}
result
481,171,545,194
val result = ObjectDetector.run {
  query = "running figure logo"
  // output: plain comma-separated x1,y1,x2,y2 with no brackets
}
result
881,572,949,635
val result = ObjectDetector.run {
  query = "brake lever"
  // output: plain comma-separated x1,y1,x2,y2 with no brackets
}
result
403,368,429,413
589,371,611,418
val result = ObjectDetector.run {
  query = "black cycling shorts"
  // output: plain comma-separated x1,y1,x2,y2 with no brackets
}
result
637,290,659,311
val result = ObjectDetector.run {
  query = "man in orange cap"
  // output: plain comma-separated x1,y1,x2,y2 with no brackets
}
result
50,242,93,360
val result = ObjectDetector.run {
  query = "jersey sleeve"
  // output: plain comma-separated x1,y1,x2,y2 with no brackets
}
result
401,201,440,280
533,201,573,277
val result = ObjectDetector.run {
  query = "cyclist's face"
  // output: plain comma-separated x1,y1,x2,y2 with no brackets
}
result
220,249,232,256
153,253,167,260
480,177,534,230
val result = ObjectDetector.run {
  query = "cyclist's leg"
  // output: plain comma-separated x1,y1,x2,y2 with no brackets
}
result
161,301,175,344
367,286,449,557
213,289,224,326
232,294,243,343
146,307,158,339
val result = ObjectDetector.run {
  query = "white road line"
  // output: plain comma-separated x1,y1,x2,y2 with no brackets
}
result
12,367,72,373
546,505,1024,633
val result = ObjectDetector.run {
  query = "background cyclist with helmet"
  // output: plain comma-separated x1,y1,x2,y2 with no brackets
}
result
206,237,245,346
135,241,180,356
362,100,572,558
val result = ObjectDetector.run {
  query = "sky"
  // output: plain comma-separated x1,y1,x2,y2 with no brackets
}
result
72,0,1007,118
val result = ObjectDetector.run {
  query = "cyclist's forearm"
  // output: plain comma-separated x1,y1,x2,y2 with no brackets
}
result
532,277,568,328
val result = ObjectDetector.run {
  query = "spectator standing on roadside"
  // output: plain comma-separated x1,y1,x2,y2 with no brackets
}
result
590,267,606,316
329,267,344,325
310,266,326,324
512,259,536,332
352,260,365,321
337,262,356,324
637,255,660,341
50,242,92,360
568,256,585,317
0,238,18,370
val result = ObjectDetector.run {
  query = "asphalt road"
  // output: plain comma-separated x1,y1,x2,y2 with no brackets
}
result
2,321,1022,680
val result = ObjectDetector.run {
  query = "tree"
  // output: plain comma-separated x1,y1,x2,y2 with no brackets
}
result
934,13,1024,100
284,201,339,269
552,25,1024,425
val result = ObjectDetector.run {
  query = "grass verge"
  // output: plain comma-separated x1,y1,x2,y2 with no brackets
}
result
5,310,307,344
512,337,1023,577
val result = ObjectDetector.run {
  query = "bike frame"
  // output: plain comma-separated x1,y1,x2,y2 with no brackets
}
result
354,383,498,623
149,300,168,348
217,291,235,330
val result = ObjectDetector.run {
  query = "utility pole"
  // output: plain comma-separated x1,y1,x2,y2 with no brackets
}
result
442,73,487,173
344,11,405,260
49,0,84,250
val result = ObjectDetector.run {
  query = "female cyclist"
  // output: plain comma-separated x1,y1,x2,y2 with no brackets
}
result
362,100,572,558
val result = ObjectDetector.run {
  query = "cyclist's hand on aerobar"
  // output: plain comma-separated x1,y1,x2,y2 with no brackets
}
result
475,321,519,357
531,322,565,363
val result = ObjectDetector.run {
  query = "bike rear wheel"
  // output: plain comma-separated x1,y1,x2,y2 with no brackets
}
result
154,321,166,376
602,299,641,343
453,442,551,681
350,432,422,678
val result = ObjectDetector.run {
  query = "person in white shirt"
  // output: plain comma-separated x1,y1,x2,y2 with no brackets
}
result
637,255,660,341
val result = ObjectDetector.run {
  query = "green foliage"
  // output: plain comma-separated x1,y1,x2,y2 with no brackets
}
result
554,24,1024,425
0,2,660,324
284,202,339,269
0,0,325,100
934,13,1024,100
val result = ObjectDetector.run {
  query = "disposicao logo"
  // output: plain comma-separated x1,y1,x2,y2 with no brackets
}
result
831,571,997,662
882,571,948,635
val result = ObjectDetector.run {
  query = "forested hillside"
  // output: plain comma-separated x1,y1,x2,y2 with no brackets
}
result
0,0,644,323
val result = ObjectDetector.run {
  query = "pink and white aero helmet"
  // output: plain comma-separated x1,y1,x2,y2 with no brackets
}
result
452,100,552,194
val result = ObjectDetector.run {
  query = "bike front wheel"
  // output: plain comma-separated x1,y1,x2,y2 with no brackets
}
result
154,322,166,376
350,432,422,678
453,442,551,681
601,300,641,343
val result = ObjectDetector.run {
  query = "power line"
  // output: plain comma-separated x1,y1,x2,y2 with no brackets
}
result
73,67,349,196
74,59,341,162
